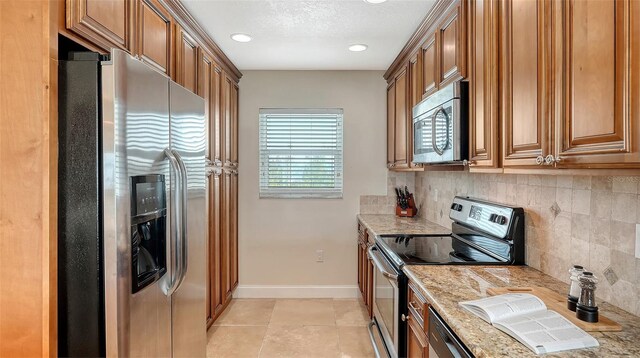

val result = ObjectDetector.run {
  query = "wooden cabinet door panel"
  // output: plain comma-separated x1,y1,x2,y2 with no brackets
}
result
469,0,499,168
137,0,172,75
206,171,223,326
230,171,239,291
176,26,198,93
407,315,428,358
221,170,232,301
408,53,421,168
502,0,550,167
199,49,214,158
439,3,466,87
394,68,408,167
554,0,640,167
387,82,396,168
366,255,374,318
230,83,239,164
66,0,130,51
357,242,362,293
211,66,223,163
421,34,439,99
222,75,236,166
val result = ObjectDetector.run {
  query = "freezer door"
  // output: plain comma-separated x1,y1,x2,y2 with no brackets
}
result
102,49,172,357
169,81,207,357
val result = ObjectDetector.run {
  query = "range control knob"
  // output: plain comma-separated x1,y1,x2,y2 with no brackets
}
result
450,203,463,212
489,214,508,225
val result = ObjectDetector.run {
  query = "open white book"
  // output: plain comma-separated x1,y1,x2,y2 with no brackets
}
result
459,293,599,355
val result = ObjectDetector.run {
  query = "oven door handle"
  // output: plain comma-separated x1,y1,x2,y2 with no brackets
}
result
367,320,384,358
368,246,398,281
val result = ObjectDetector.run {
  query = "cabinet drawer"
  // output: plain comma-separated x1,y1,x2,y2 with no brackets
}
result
408,281,428,334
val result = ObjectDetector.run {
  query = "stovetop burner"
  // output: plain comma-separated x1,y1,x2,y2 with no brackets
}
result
376,234,507,268
375,196,525,270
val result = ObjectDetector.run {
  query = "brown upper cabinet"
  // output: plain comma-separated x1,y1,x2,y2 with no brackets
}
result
221,75,239,166
552,0,640,168
176,25,199,94
386,0,467,171
387,0,640,172
500,0,550,168
408,52,422,169
394,68,409,168
387,82,396,168
136,0,173,75
419,0,467,100
468,0,499,169
438,2,467,87
421,33,439,99
501,0,640,169
199,49,214,157
387,66,411,170
66,0,133,52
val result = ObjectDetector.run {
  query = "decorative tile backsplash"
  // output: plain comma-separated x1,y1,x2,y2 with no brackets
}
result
413,171,640,316
359,171,415,215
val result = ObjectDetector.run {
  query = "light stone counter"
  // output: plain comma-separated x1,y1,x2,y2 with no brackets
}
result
403,265,640,357
356,214,450,238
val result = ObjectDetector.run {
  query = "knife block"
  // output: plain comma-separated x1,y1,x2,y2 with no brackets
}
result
396,194,417,217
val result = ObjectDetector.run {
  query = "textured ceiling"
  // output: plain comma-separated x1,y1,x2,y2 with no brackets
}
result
181,0,436,70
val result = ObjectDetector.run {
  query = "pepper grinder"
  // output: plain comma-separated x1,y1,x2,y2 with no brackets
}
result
576,272,599,323
567,265,585,311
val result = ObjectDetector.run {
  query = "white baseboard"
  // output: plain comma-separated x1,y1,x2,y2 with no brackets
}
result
234,285,360,299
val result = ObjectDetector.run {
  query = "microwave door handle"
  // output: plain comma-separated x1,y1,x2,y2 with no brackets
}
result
431,109,439,155
367,246,398,281
432,107,449,156
172,149,189,291
164,148,182,296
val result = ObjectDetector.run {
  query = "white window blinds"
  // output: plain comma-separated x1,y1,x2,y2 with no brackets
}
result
259,108,344,199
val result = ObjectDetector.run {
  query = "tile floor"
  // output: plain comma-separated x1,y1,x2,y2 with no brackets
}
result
206,298,375,358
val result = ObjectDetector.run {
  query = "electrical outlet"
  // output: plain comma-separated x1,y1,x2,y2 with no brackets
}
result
316,249,324,262
434,189,439,202
636,224,640,259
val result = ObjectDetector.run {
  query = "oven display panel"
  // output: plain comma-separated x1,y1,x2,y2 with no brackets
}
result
469,205,483,220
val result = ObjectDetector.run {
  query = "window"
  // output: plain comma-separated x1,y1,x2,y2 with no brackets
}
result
259,108,343,199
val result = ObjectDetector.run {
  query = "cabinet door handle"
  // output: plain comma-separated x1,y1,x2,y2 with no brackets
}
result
544,155,561,166
535,155,545,165
408,300,423,316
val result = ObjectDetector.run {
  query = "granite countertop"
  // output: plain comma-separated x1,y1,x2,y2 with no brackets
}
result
403,265,640,357
356,214,450,237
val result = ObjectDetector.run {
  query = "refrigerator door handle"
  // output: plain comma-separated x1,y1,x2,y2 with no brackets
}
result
164,148,183,296
172,149,189,291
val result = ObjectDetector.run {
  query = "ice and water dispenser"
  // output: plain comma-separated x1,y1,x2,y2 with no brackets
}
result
130,175,167,293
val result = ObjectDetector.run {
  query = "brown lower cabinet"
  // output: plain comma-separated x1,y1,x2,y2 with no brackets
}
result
357,223,374,318
406,281,430,358
407,314,429,358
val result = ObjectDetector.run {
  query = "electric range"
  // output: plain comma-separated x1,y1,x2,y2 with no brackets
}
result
367,196,525,358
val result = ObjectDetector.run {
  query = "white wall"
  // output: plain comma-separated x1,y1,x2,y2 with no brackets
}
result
237,71,387,297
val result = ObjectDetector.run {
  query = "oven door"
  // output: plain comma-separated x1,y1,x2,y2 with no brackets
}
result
368,245,400,358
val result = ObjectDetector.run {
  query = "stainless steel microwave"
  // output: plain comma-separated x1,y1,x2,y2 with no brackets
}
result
412,81,468,164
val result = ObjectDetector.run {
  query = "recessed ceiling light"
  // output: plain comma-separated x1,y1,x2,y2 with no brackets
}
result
231,33,252,43
349,44,368,52
364,0,387,3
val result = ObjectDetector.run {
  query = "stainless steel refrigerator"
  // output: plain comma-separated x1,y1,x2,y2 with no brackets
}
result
58,49,206,357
